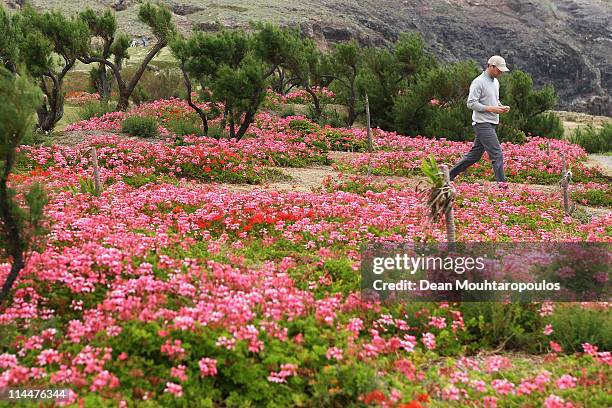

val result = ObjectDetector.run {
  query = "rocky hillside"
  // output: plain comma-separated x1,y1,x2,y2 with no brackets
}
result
4,0,611,115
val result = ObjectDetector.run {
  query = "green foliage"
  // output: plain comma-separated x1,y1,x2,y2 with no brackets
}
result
78,101,115,120
496,124,528,144
356,48,398,130
525,111,564,139
130,83,151,106
78,177,101,197
288,118,319,135
0,6,20,71
0,68,47,301
357,34,433,130
549,306,612,352
317,106,348,128
279,104,297,118
12,6,90,131
121,116,159,138
138,3,175,43
126,68,185,103
173,26,289,139
498,70,562,141
206,124,227,140
571,188,612,208
164,117,206,137
393,60,479,140
420,154,444,188
328,40,362,126
461,303,545,352
567,123,612,153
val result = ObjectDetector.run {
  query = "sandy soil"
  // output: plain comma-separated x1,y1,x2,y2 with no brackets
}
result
553,110,611,134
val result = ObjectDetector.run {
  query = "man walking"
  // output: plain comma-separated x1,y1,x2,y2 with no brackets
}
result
449,55,510,187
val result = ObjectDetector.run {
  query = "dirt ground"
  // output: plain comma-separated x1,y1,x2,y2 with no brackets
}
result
553,110,611,135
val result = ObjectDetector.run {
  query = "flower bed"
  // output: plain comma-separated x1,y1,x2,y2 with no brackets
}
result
1,169,610,406
333,136,607,185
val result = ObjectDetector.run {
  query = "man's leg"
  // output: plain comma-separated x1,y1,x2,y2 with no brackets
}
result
477,124,506,182
449,129,485,181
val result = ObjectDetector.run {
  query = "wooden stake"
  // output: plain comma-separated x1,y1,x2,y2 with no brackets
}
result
365,92,373,177
561,154,570,215
441,165,456,252
91,147,101,197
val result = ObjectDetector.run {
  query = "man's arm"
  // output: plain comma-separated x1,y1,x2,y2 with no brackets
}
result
467,79,508,114
467,81,487,112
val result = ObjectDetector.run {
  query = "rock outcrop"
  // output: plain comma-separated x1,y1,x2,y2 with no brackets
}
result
4,0,610,115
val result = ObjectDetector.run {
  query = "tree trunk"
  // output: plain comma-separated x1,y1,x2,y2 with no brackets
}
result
347,82,357,127
180,63,208,135
116,41,166,111
0,150,26,305
36,75,64,132
235,110,255,141
97,64,113,101
305,85,322,118
273,67,285,94
228,109,236,139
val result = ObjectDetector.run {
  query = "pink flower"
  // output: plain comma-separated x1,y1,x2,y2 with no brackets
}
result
544,394,573,408
326,347,343,361
491,379,515,395
37,349,61,366
421,333,436,350
90,370,120,391
543,324,553,335
483,396,498,408
485,356,511,373
164,382,183,397
171,365,188,382
199,358,217,377
267,363,298,384
549,341,562,353
428,316,447,329
555,374,577,390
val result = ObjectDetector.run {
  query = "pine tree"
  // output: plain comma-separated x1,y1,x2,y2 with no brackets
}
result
0,67,47,305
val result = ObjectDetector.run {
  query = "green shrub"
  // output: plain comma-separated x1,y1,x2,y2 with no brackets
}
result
121,116,159,138
288,118,319,135
165,117,205,137
207,124,226,140
325,129,366,152
567,123,612,153
571,188,612,207
130,84,151,106
317,106,347,128
525,112,564,139
496,124,528,144
549,305,612,352
280,104,297,118
460,303,545,353
78,101,115,120
120,68,185,105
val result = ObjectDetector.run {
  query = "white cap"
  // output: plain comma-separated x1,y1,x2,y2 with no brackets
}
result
488,55,509,71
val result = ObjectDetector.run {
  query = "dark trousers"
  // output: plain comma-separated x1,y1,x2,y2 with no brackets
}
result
449,122,506,182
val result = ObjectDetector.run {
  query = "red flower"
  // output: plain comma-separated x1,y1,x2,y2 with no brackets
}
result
417,393,429,402
398,401,425,408
204,166,212,173
363,390,387,405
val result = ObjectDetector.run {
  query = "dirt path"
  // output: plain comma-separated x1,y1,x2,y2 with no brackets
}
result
53,130,166,146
